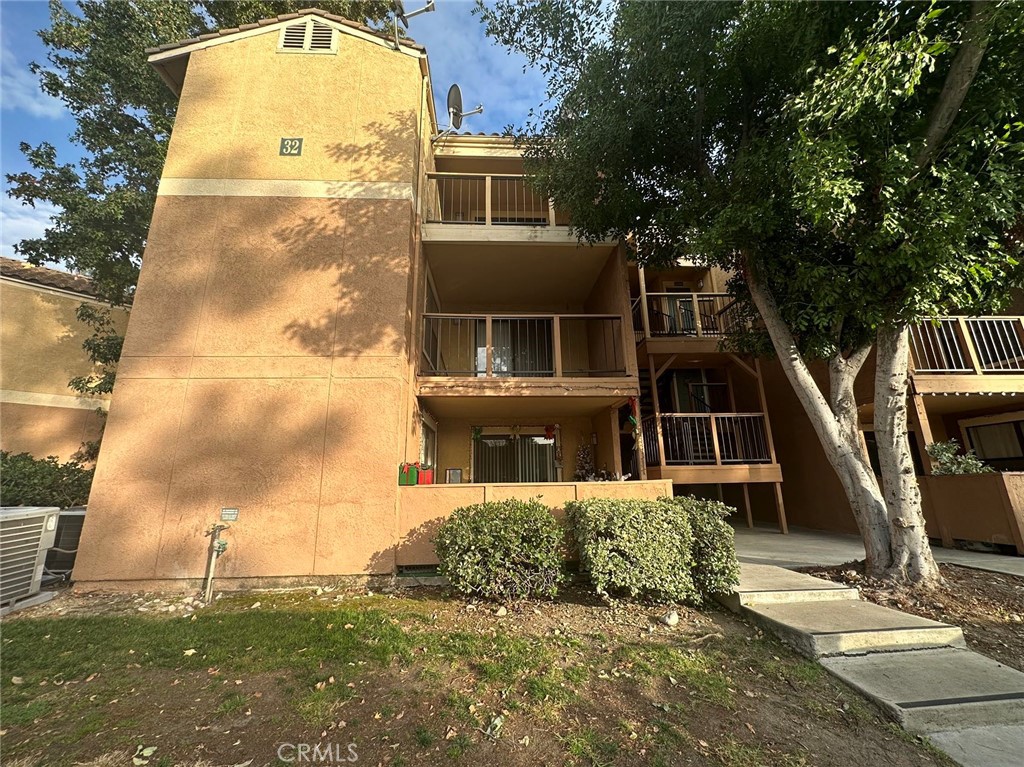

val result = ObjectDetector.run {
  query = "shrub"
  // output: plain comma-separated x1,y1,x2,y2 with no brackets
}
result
926,439,994,475
566,497,697,603
0,451,94,508
681,498,740,602
566,496,739,604
434,499,564,600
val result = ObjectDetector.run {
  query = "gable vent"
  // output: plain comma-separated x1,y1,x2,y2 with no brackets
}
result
310,21,334,50
281,23,307,50
278,19,337,53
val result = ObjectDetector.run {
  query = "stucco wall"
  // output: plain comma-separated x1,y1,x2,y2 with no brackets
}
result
0,279,127,461
75,25,426,586
396,479,674,565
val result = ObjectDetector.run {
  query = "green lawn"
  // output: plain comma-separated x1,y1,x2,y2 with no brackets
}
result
0,587,952,767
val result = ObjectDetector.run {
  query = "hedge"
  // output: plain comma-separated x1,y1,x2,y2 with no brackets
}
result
0,451,94,508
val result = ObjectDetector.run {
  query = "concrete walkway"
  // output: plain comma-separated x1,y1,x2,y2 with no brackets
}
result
734,525,1024,577
721,563,1024,767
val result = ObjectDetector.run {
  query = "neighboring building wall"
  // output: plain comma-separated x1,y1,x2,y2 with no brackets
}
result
75,27,430,586
0,277,125,461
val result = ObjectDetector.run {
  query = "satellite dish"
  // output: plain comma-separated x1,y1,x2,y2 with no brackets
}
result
448,84,464,130
393,0,434,31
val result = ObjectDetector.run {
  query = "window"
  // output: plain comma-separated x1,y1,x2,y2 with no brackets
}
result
420,418,437,468
472,430,557,483
278,20,337,53
965,419,1024,471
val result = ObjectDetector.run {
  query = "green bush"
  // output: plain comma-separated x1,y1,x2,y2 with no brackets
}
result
683,498,740,602
434,499,564,600
926,438,994,475
566,496,739,604
566,497,696,603
0,451,94,508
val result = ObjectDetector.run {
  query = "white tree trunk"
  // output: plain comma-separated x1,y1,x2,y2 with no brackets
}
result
747,277,892,573
873,325,941,585
828,349,893,572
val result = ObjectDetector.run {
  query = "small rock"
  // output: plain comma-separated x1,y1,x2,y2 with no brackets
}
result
11,677,24,685
495,606,508,617
660,611,680,628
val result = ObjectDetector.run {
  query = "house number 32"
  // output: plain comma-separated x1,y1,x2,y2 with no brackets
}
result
279,138,303,156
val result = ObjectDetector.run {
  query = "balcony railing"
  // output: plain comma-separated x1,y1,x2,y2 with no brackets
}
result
641,292,741,340
642,413,771,466
420,313,627,378
910,317,1024,374
424,173,566,227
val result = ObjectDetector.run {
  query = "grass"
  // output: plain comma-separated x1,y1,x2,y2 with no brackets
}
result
0,588,956,767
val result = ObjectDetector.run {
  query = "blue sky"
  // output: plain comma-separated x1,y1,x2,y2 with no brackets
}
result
0,0,545,260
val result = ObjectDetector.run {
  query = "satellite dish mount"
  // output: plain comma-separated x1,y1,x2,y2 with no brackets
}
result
393,0,435,50
434,83,484,142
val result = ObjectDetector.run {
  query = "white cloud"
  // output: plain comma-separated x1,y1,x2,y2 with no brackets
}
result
0,200,60,257
1,41,65,119
408,3,547,134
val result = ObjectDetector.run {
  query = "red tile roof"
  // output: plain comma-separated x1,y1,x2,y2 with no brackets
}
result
145,7,424,56
0,257,99,298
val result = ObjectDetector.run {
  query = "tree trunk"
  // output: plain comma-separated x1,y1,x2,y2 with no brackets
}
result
746,275,892,572
873,324,941,585
828,349,893,573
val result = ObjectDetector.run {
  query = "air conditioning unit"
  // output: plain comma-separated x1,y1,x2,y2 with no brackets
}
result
1,507,60,612
45,507,87,575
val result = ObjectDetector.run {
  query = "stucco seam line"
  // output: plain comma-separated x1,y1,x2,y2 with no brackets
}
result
157,178,415,200
0,389,109,412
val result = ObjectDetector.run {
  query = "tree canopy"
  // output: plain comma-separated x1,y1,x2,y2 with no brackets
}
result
480,0,1024,583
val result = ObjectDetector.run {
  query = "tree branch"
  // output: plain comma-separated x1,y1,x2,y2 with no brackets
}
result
915,0,998,171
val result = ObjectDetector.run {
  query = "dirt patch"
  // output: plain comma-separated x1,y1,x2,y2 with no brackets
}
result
801,562,1024,671
1,584,953,767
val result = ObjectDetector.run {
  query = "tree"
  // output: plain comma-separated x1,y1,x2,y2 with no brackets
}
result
5,0,395,452
480,0,1024,585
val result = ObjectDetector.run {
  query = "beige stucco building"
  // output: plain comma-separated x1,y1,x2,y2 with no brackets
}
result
73,9,1023,589
0,258,127,461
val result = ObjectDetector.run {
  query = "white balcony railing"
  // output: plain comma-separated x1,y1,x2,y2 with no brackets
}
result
911,317,1024,374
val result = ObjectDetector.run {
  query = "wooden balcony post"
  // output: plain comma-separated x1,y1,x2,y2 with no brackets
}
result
910,391,936,475
956,317,982,373
754,358,787,533
638,267,652,340
691,293,703,337
553,315,563,377
484,175,492,226
709,414,723,466
485,315,493,376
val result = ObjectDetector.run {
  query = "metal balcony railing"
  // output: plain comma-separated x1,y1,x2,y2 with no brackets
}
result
424,173,565,227
910,316,1024,374
642,292,741,340
420,313,627,378
642,413,772,467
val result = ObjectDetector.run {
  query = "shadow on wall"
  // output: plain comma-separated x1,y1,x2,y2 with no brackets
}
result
369,517,444,573
273,114,420,360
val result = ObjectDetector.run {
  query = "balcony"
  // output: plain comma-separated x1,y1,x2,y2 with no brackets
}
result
422,173,583,246
633,292,744,352
417,313,637,409
641,413,782,483
421,314,628,379
910,316,1024,392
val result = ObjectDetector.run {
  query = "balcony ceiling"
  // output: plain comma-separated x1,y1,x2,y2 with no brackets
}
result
426,243,616,309
420,394,627,419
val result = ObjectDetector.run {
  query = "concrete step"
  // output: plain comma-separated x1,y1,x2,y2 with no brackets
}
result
718,563,859,610
822,649,1024,737
742,599,965,657
928,724,1024,767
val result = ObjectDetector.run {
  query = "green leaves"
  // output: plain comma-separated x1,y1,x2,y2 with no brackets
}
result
0,451,95,508
434,499,565,601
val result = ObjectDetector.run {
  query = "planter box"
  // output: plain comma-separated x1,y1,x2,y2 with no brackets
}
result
919,473,1024,555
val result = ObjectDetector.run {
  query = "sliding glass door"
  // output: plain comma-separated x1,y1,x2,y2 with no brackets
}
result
472,432,558,482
